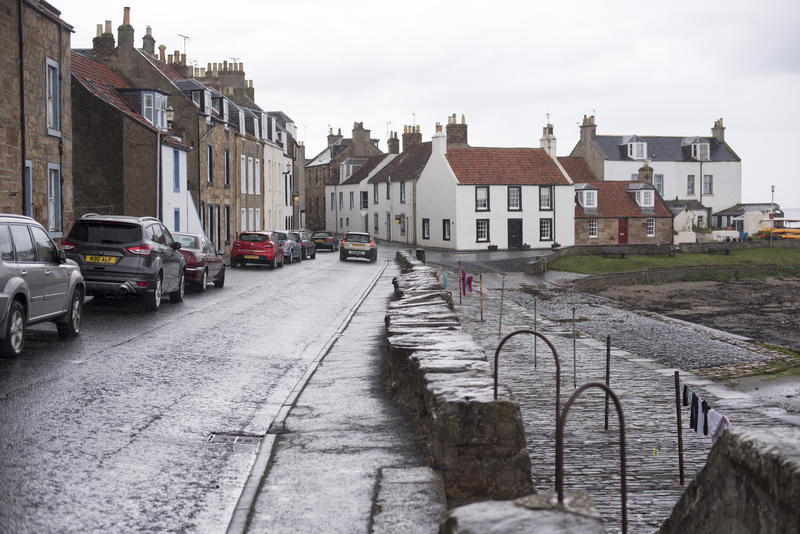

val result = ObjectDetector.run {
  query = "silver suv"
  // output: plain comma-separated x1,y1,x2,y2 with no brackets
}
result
0,214,85,358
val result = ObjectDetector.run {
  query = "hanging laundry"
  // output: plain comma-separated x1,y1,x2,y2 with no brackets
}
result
682,384,689,407
689,392,699,432
461,271,467,296
467,275,473,293
708,410,731,444
443,273,448,289
701,400,710,435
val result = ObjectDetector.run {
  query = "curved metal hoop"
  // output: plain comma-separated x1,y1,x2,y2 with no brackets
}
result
494,328,562,423
556,382,627,534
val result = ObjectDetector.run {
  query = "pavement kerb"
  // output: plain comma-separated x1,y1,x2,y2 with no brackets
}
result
225,259,390,534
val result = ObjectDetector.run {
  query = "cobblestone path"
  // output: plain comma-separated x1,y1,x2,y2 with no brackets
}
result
446,271,799,534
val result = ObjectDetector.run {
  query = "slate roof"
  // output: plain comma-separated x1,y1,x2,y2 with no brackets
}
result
664,199,708,212
342,155,393,185
268,111,293,128
713,203,782,217
574,181,672,219
594,136,740,162
369,142,432,184
142,52,185,81
445,148,570,186
70,51,155,132
558,156,598,182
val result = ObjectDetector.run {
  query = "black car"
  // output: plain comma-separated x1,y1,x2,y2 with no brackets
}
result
292,231,316,260
311,231,338,251
61,214,185,311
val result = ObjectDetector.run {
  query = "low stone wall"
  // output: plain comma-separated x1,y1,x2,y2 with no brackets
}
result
658,426,800,534
572,265,800,291
386,250,534,503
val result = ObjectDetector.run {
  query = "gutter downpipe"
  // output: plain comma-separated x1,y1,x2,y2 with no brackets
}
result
18,0,26,213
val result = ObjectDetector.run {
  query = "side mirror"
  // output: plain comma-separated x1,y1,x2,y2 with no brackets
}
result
171,242,182,250
58,249,67,263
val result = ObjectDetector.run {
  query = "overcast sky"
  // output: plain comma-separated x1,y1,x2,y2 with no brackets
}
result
60,0,799,207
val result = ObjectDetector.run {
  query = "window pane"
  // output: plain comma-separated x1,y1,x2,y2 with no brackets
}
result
476,187,488,210
0,224,13,261
30,226,59,262
540,187,552,209
10,225,35,261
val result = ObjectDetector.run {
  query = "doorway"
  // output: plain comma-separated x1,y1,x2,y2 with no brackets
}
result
508,219,523,248
618,218,628,244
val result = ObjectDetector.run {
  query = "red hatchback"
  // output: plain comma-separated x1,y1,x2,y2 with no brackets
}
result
231,231,284,268
173,232,226,291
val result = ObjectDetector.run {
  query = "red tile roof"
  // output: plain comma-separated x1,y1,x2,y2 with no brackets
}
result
369,142,432,183
142,52,186,81
558,156,598,182
574,181,672,218
446,147,570,185
70,51,155,132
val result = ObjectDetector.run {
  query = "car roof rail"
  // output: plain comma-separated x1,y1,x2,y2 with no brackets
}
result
80,212,101,219
0,214,36,222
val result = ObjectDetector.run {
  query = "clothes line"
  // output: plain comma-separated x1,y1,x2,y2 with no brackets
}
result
682,383,731,445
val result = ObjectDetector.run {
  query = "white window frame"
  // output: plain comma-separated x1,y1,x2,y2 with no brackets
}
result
692,143,710,161
400,181,406,204
255,159,261,195
373,183,378,203
45,58,61,136
255,208,261,231
642,190,654,207
476,219,489,242
508,186,521,210
240,208,246,231
422,218,430,239
589,218,598,238
374,212,379,232
360,191,368,209
647,217,656,237
249,208,254,230
240,155,246,192
349,191,354,210
703,175,713,195
47,163,62,234
539,218,553,241
331,192,335,211
443,219,451,241
583,190,597,208
206,145,213,183
627,142,646,160
654,174,664,196
475,186,489,211
687,175,695,195
539,186,552,210
223,99,230,129
247,157,254,194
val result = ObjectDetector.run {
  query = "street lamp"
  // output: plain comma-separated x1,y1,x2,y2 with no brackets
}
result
770,185,775,248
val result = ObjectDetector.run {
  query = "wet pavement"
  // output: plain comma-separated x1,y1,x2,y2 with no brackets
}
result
0,245,404,532
442,269,800,533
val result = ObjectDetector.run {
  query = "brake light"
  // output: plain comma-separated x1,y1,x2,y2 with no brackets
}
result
126,244,154,255
341,239,345,246
185,253,199,267
370,240,375,247
135,281,149,287
326,237,332,242
60,240,77,250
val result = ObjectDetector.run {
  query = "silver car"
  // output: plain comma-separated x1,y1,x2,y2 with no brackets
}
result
272,230,303,264
0,215,85,357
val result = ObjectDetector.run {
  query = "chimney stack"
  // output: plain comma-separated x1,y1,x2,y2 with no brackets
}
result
432,123,447,155
142,25,155,55
402,125,422,152
712,118,725,143
446,113,468,147
540,122,557,157
638,161,654,185
327,127,343,147
580,114,597,145
387,131,399,154
92,20,115,58
158,44,166,62
117,7,134,48
95,24,102,37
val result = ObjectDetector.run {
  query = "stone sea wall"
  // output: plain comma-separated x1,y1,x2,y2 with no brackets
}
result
385,250,533,502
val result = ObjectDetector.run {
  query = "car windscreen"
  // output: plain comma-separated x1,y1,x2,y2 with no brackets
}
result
239,233,269,242
311,232,331,238
289,233,301,242
174,235,199,249
273,232,288,242
68,221,142,244
346,234,370,243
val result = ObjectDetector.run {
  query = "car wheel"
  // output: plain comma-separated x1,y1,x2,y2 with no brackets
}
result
214,266,225,288
311,251,316,259
339,252,346,261
57,289,83,339
170,271,185,303
1,300,26,358
199,268,208,292
144,274,162,312
286,251,292,264
271,255,278,269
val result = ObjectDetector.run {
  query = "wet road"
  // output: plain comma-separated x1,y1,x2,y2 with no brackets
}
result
0,245,395,533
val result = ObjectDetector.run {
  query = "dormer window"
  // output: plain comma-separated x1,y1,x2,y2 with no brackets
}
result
580,190,597,208
261,113,268,139
634,190,654,207
627,142,646,160
143,93,154,123
141,92,168,131
691,142,710,161
191,91,201,108
203,90,211,123
238,111,245,133
222,99,229,130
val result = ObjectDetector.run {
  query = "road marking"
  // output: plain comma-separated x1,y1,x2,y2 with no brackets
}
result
225,259,389,534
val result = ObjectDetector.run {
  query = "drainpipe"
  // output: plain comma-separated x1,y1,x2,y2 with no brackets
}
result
18,0,26,213
156,131,161,220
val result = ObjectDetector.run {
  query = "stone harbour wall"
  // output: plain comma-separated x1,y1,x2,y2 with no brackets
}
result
658,426,800,534
386,250,534,502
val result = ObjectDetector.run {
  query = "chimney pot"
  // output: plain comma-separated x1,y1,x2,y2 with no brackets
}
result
158,44,166,61
146,25,152,36
168,55,173,64
200,67,206,77
223,60,228,70
435,122,442,133
96,24,102,37
123,6,130,25
104,20,112,33
461,114,466,124
239,62,243,72
180,53,186,64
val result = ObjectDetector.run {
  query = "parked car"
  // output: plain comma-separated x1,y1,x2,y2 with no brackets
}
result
273,231,302,263
173,232,225,290
292,231,316,260
0,215,85,357
61,214,185,312
311,231,338,251
231,231,284,268
339,232,377,262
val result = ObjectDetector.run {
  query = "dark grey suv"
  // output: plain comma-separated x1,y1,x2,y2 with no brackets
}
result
61,214,185,311
0,214,85,358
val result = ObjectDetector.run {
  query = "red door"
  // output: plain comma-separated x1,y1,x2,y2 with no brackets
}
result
618,218,628,244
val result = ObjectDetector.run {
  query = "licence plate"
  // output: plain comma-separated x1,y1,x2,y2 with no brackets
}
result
243,255,260,259
352,251,365,256
314,239,323,243
85,255,117,264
